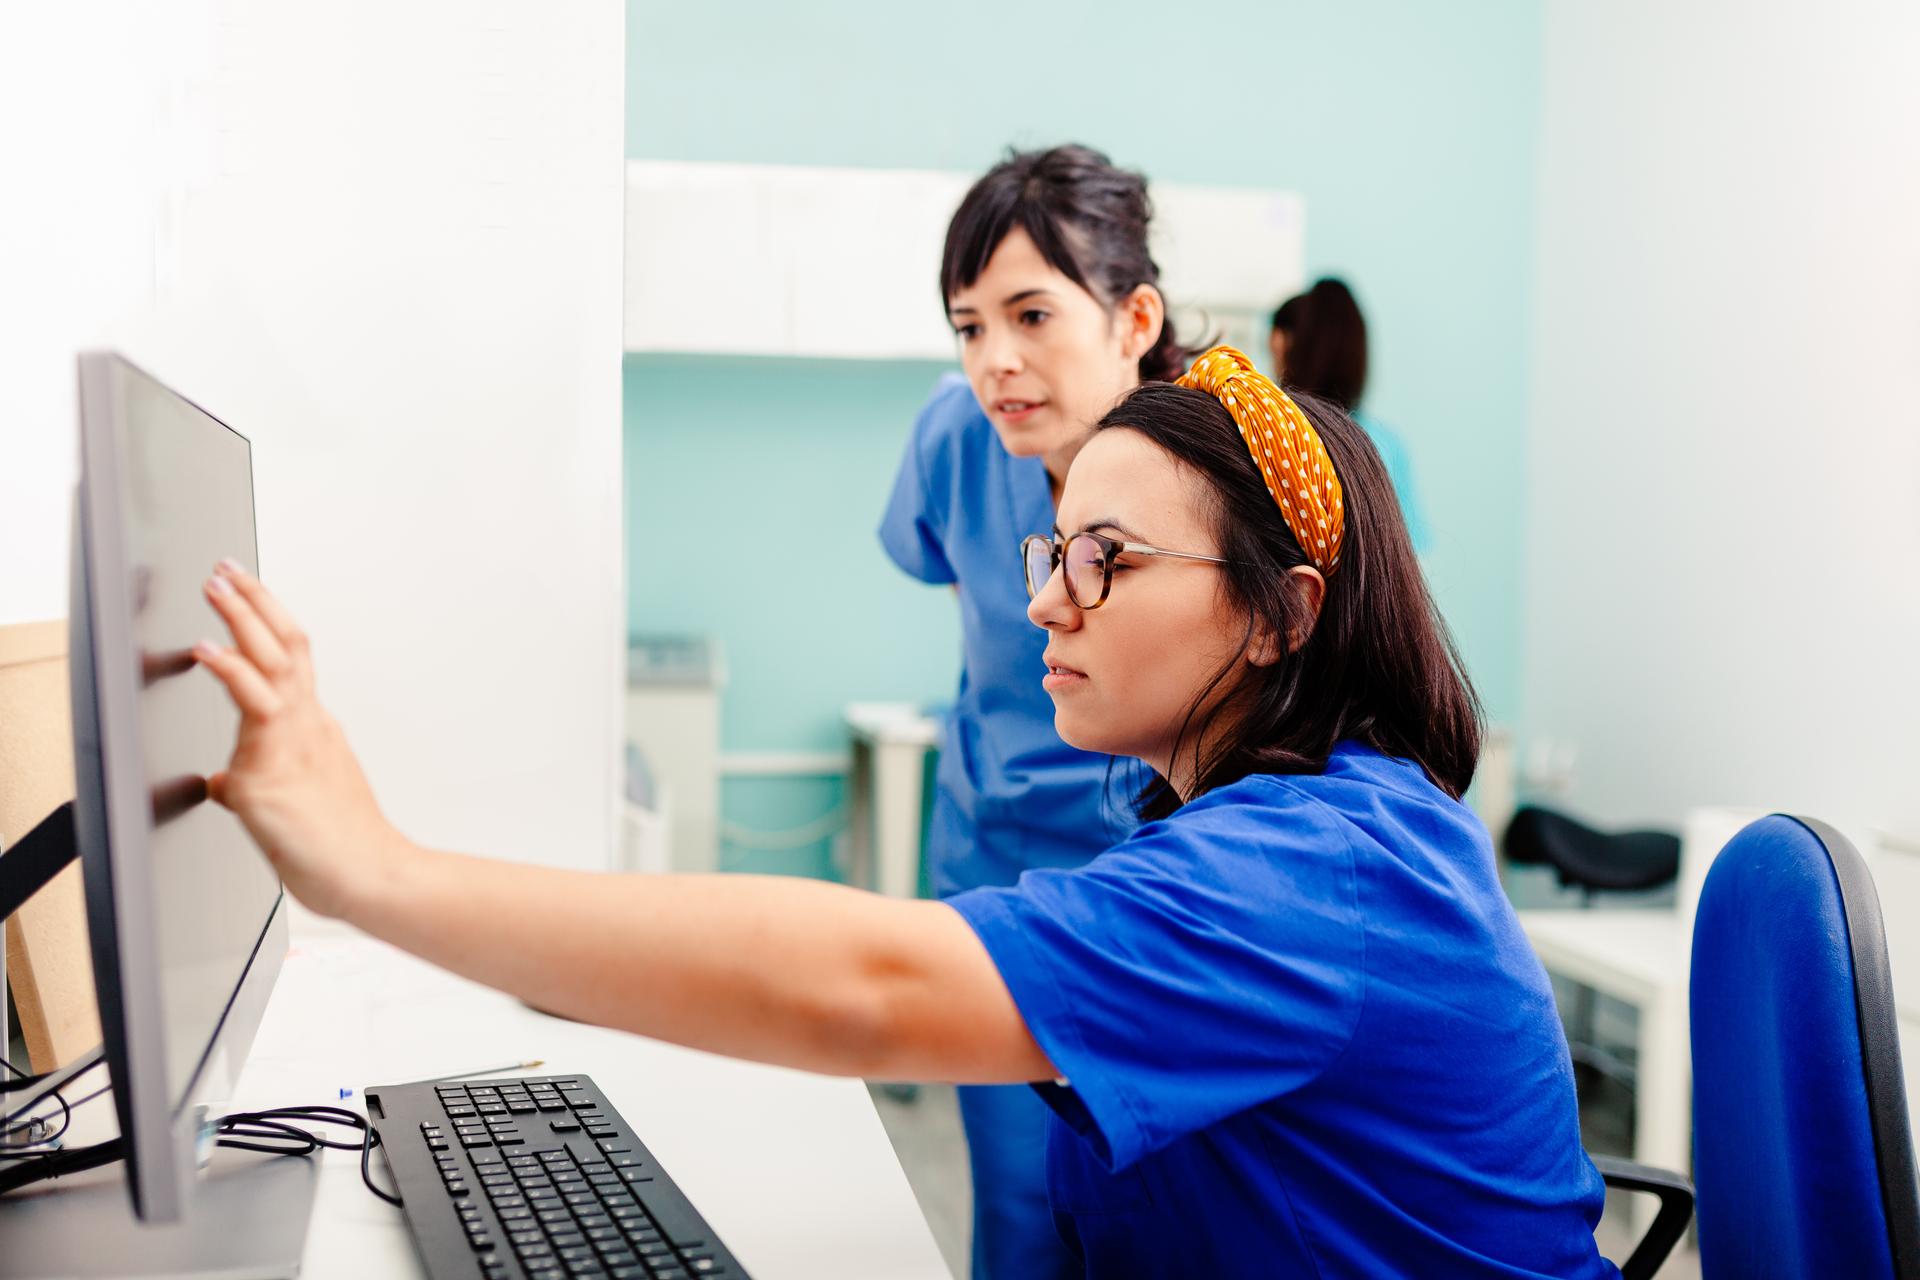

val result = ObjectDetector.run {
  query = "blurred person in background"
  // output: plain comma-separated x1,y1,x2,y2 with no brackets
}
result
877,143,1189,1279
1270,277,1429,551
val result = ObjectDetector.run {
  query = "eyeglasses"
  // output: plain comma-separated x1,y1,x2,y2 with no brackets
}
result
1021,531,1232,610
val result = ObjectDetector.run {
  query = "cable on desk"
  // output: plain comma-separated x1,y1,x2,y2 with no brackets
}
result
211,1104,399,1207
0,1059,107,1151
0,1089,72,1154
1,1090,404,1211
359,1123,403,1206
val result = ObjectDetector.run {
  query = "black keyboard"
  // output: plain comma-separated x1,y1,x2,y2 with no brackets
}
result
366,1073,750,1280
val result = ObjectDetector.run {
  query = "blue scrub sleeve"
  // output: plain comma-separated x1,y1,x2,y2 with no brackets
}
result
878,380,963,585
947,784,1367,1173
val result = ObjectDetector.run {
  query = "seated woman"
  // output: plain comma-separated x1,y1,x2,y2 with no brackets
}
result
192,347,1617,1278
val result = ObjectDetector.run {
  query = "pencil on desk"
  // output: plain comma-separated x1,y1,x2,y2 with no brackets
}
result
415,1059,546,1085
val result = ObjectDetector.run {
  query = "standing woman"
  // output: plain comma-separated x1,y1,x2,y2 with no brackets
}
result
1269,277,1430,551
878,144,1185,1279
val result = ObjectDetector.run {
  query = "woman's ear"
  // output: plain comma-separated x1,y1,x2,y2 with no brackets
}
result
1116,284,1166,362
1287,566,1327,651
1249,566,1327,666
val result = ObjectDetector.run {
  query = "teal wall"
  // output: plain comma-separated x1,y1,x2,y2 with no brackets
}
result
625,1,1545,867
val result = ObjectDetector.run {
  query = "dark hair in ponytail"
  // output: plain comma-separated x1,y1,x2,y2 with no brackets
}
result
1095,381,1482,818
941,144,1188,383
1271,278,1369,410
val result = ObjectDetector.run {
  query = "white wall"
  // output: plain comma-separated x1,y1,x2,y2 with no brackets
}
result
0,2,626,869
1523,0,1920,841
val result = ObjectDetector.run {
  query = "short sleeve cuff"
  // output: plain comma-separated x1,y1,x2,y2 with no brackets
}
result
945,890,1149,1171
877,517,957,585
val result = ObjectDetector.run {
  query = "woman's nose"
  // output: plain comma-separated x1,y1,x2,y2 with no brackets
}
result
979,328,1023,377
1027,565,1079,631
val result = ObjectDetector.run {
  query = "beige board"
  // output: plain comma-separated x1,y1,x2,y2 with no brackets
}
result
0,620,101,1072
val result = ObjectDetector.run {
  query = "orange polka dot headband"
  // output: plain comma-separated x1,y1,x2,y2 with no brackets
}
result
1177,345,1345,573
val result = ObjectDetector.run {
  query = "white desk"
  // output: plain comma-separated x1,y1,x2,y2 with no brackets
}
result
1515,909,1692,1179
233,911,950,1279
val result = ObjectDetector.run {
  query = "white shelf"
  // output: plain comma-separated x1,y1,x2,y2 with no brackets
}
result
624,160,1305,361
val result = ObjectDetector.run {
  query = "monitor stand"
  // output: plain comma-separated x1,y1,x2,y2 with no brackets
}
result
0,1142,318,1279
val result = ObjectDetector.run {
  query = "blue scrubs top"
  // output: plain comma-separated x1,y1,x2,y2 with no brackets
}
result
1355,409,1429,553
948,742,1619,1279
879,374,1126,897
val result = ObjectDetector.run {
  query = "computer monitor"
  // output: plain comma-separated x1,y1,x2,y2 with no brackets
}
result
67,351,290,1222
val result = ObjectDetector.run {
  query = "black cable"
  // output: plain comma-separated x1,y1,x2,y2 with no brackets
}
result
211,1103,398,1207
0,1088,70,1153
359,1122,403,1206
0,1069,106,1149
0,1137,125,1193
0,1089,403,1209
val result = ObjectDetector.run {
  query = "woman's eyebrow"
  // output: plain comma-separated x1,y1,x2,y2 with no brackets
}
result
949,288,1056,320
1079,518,1145,541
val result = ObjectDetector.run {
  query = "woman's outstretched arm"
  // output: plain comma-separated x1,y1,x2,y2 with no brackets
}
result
193,561,1053,1085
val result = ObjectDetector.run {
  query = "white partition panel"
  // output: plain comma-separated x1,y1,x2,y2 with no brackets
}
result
0,2,626,871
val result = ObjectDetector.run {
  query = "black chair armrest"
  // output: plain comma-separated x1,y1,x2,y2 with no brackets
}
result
1592,1154,1694,1280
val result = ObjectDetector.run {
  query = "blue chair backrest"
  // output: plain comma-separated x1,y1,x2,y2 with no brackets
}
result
1691,814,1920,1278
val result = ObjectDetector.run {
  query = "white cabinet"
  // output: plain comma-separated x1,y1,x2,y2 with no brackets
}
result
624,161,1305,362
625,637,725,875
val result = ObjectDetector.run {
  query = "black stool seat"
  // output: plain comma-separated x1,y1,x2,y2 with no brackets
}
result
1504,805,1681,894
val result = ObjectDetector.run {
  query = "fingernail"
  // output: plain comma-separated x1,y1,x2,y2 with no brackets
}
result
217,558,243,576
207,574,234,596
193,639,219,659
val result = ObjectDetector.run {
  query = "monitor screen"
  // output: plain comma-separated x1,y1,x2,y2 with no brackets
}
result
114,362,279,1103
72,352,286,1221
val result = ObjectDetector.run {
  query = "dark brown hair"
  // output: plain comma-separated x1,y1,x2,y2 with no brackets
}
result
1096,381,1481,818
941,144,1188,383
1271,277,1368,410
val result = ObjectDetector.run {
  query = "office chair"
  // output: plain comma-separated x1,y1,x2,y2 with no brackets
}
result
1504,805,1681,902
1691,814,1920,1278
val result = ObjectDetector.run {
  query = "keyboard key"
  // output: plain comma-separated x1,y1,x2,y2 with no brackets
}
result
640,1196,709,1250
550,1118,581,1133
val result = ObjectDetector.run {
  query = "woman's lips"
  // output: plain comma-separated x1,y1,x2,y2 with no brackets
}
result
1042,658,1087,692
995,399,1046,424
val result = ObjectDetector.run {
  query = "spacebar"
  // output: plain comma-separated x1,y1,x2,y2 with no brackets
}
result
639,1189,711,1249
